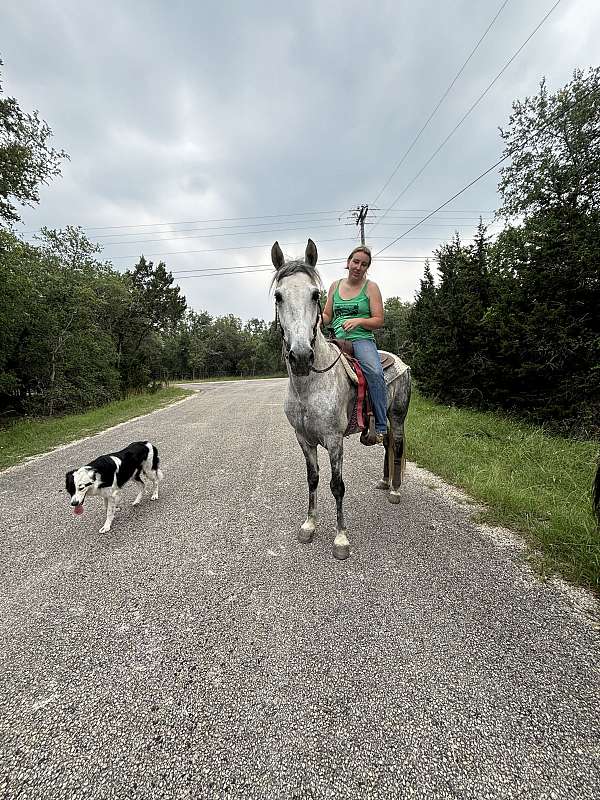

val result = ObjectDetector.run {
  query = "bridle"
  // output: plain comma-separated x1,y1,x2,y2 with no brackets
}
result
275,295,342,374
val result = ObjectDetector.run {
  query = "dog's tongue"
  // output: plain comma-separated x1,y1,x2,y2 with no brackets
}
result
73,505,84,516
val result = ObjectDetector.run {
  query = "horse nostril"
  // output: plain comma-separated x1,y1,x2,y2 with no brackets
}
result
288,350,297,365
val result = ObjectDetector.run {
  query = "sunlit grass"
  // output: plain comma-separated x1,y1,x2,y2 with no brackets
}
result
407,390,600,593
0,387,192,472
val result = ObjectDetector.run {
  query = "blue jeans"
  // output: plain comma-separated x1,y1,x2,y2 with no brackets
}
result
352,339,388,433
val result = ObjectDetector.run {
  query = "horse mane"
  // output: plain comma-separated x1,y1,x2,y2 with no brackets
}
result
271,259,323,291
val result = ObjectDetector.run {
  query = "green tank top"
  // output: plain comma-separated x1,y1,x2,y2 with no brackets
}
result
331,280,374,341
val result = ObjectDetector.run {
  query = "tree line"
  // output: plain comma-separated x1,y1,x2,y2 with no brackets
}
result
1,58,597,437
409,69,599,438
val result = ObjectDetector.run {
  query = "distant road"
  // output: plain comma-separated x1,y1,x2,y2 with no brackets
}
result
1,379,598,799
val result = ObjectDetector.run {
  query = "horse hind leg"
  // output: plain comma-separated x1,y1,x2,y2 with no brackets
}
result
388,371,411,504
388,426,405,505
375,424,393,491
297,435,319,543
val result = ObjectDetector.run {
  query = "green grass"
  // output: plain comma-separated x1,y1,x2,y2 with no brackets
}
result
0,386,192,472
407,390,600,593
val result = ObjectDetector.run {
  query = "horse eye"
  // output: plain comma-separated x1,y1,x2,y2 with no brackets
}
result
275,290,283,303
312,289,320,302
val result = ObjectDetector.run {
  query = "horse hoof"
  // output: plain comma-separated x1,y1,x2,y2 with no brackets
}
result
298,528,315,544
333,532,350,560
388,490,401,504
375,480,390,490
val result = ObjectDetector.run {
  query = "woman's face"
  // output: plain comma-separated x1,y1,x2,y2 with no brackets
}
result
346,250,371,280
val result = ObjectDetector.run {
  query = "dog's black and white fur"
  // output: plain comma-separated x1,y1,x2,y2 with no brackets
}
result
65,441,163,533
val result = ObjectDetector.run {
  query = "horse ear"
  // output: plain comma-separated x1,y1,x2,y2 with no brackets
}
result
271,241,285,270
305,238,318,267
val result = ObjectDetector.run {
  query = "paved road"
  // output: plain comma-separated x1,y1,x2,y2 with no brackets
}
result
1,379,599,800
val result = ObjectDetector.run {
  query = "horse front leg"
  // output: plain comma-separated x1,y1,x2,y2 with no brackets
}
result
296,433,319,543
326,436,349,560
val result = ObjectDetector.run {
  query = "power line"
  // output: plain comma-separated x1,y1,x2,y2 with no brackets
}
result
22,208,498,238
169,255,429,276
61,218,495,250
371,0,562,234
57,221,349,247
21,208,347,235
371,0,511,207
108,233,488,261
374,155,509,256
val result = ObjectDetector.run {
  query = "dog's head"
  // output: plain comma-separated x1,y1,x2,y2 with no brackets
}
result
65,467,96,507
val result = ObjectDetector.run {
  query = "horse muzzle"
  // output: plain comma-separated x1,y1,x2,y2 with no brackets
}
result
288,345,314,376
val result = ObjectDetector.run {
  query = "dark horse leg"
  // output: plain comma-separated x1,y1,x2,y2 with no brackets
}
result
296,433,319,543
377,369,411,504
325,435,349,560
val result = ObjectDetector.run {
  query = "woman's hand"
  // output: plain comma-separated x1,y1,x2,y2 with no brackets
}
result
342,318,365,332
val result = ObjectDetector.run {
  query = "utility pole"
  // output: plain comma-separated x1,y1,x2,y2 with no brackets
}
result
354,204,368,245
343,205,373,244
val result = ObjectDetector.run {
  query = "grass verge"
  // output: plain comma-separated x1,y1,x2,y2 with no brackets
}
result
407,389,600,594
0,386,192,472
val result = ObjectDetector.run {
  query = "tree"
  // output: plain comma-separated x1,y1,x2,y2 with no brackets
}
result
375,297,412,360
492,68,600,435
498,68,600,218
0,59,69,226
116,256,187,389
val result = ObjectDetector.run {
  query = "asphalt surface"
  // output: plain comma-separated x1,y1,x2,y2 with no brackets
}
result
0,378,599,800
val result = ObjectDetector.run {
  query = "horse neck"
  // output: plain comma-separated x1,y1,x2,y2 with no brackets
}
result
312,326,335,368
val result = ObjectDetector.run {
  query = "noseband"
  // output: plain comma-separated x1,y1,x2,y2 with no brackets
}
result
275,297,342,374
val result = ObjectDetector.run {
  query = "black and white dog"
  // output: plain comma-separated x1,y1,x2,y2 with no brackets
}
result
65,441,163,533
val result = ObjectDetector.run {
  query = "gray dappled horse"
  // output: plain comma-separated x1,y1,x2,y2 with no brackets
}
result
272,238,411,560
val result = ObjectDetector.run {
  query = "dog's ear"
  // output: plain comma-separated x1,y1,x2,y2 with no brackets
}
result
65,470,75,495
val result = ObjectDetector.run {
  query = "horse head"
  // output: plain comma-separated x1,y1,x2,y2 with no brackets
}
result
271,238,322,376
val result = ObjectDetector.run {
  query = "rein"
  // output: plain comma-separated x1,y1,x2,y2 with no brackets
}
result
276,299,342,374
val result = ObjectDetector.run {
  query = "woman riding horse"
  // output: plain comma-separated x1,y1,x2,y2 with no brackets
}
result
321,245,388,444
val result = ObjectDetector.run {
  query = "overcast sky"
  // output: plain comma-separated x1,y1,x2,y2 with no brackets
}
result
3,0,599,322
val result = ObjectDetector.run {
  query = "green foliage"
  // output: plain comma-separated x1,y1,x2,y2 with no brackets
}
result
0,59,69,226
409,69,600,438
0,386,191,471
164,310,284,379
116,255,188,390
498,68,600,218
375,297,413,361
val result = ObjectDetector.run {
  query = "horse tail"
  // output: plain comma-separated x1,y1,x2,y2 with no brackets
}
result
593,460,600,525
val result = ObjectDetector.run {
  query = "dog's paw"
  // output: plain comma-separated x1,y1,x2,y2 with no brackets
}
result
150,493,159,501
132,497,142,506
99,524,112,534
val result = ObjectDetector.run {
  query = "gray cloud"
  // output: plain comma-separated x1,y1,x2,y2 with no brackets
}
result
3,0,598,321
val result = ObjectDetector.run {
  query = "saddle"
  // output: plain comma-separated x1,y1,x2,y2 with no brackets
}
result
329,338,393,446
330,339,396,370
